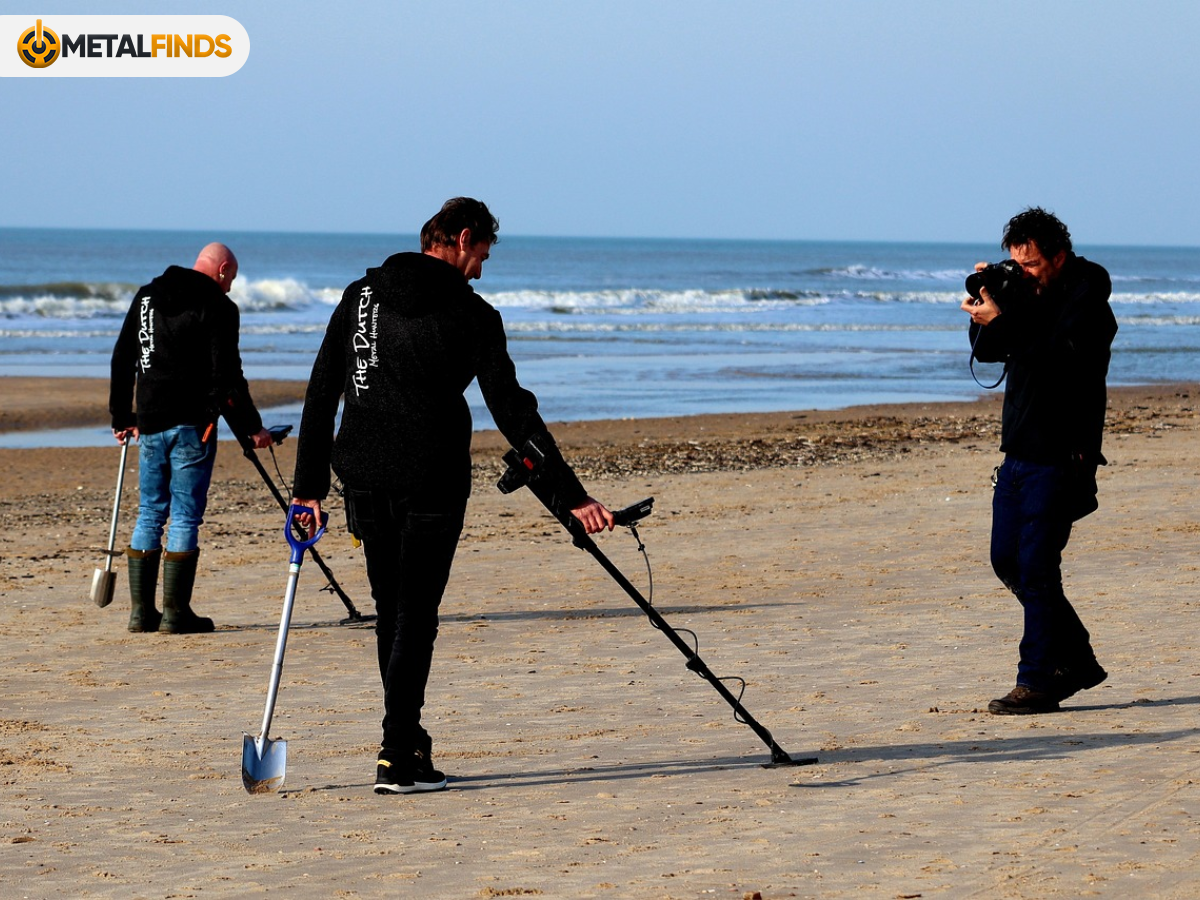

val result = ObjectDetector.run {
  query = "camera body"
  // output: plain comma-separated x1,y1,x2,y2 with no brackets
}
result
965,259,1028,309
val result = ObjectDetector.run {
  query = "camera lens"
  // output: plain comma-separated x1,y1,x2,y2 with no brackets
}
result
965,270,986,300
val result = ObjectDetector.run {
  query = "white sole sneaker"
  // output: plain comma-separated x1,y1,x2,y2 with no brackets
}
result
374,759,447,794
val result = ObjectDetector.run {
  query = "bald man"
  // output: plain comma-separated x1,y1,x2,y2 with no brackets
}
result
110,243,272,634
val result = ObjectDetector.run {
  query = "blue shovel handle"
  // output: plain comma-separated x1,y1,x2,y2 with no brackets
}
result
286,504,328,564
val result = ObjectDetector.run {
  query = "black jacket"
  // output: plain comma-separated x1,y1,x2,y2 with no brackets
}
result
292,252,585,505
970,254,1117,464
109,265,262,437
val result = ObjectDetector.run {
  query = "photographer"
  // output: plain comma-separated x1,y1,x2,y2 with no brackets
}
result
291,198,613,795
962,207,1117,715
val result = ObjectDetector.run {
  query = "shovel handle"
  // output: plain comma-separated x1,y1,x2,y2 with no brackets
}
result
285,504,327,562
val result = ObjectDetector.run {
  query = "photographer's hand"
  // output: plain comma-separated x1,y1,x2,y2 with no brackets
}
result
962,288,1002,325
962,263,1002,325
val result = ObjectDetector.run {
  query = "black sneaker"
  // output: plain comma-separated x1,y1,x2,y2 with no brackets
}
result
1052,660,1108,703
374,753,447,795
988,685,1060,716
412,748,448,791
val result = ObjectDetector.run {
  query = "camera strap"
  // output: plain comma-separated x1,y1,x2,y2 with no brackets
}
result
969,326,1008,390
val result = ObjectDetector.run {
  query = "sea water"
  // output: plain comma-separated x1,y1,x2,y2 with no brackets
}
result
2,227,1199,448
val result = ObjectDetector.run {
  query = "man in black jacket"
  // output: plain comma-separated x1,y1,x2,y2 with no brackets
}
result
962,208,1117,715
292,198,612,794
110,243,272,634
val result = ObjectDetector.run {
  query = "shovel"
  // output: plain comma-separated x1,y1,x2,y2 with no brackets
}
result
241,504,328,794
90,440,130,608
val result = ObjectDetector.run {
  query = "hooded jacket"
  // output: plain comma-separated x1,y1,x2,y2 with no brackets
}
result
292,252,585,506
969,254,1117,464
109,265,262,437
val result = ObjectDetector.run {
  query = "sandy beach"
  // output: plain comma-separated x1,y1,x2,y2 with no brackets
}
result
2,377,1200,898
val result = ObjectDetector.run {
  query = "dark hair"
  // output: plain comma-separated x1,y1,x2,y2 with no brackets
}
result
1002,207,1073,259
419,197,500,251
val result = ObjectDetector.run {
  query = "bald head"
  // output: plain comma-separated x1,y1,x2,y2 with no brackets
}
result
193,242,238,294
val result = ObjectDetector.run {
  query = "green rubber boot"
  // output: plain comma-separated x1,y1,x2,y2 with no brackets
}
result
125,547,162,633
159,549,214,634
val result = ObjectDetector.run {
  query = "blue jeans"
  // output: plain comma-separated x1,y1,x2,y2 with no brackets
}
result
130,425,217,553
990,457,1095,692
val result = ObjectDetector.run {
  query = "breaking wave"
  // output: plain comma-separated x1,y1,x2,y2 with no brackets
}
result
3,277,1199,322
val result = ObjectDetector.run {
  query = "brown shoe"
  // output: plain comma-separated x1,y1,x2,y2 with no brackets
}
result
988,685,1060,716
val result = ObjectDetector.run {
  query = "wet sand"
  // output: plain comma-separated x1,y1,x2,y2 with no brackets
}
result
2,378,1199,898
0,376,310,435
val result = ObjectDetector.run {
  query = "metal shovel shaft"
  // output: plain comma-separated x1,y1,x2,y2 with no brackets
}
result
91,441,129,608
104,441,130,571
257,562,302,740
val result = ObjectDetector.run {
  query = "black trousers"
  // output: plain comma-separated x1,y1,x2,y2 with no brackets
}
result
990,457,1096,691
346,488,465,755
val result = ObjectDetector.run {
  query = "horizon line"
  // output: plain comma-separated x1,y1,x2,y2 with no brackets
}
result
1,223,1197,251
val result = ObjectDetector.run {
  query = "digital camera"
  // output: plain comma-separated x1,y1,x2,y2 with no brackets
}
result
965,259,1028,309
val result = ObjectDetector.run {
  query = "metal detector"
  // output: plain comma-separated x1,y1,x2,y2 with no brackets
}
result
232,424,373,625
497,436,816,768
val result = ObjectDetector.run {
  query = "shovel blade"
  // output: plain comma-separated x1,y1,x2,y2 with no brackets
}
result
90,568,116,608
241,733,287,794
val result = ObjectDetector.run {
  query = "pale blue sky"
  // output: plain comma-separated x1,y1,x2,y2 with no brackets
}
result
5,1,1198,245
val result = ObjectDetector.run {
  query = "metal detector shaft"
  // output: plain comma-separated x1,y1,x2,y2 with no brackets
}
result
568,510,810,766
508,449,815,767
232,430,368,623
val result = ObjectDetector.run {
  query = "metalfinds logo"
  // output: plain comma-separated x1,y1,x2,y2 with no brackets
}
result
2,15,249,77
17,19,59,68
